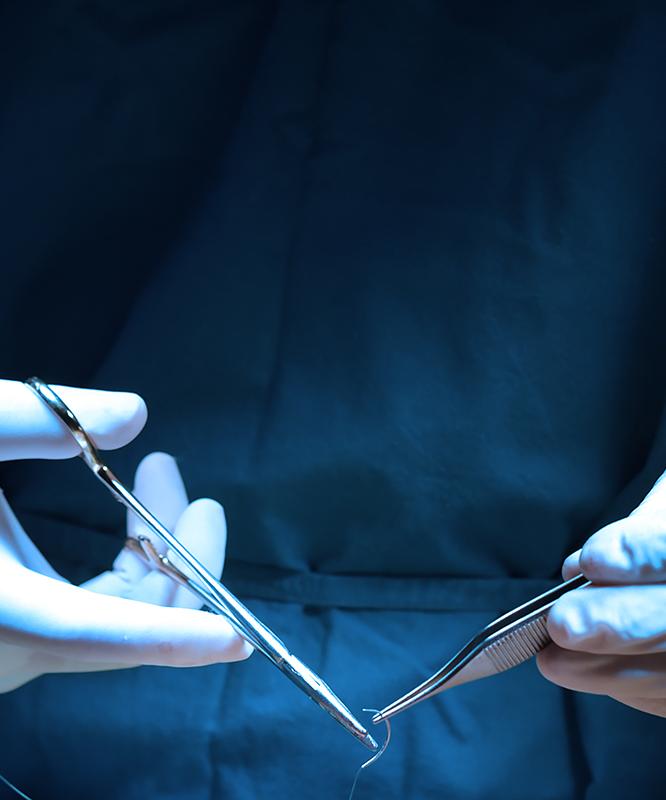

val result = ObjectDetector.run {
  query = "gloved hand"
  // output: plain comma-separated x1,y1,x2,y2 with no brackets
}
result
537,470,666,717
0,379,251,693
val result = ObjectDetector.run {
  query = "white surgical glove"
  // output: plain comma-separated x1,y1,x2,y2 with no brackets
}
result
0,379,251,693
537,468,666,717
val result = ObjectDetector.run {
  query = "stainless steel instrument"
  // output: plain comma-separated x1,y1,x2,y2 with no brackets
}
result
373,573,590,723
26,378,378,753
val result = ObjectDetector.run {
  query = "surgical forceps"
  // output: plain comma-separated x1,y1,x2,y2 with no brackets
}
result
26,378,378,753
373,573,590,723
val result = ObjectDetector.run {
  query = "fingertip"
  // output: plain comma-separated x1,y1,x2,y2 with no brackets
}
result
578,523,630,583
200,635,254,666
562,550,581,580
171,498,228,605
178,498,227,542
578,518,651,583
88,391,148,450
1,382,148,461
547,596,584,651
119,392,148,442
163,617,254,667
129,450,188,543
578,539,607,582
135,450,178,476
231,638,254,662
194,498,227,535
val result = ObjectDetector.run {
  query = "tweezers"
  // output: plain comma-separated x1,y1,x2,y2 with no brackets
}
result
373,572,590,722
26,378,378,752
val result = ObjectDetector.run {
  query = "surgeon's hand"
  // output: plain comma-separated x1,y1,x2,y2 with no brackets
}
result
537,469,666,717
0,379,251,693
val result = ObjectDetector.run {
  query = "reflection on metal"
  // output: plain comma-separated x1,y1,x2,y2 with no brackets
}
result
373,573,591,721
25,377,378,753
348,709,392,800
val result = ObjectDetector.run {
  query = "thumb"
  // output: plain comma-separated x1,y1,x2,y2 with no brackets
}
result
0,379,147,462
0,564,252,667
566,469,666,584
561,549,582,580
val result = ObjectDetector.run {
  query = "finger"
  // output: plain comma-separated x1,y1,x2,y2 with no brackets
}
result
31,497,239,673
127,498,227,608
83,452,189,597
127,452,189,549
0,379,147,462
0,635,140,693
562,549,581,580
547,584,666,655
0,643,143,692
0,491,63,578
170,499,227,609
0,564,252,667
579,516,666,584
537,645,666,698
560,469,666,587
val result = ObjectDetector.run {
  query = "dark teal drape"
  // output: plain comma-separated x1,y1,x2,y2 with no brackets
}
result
1,2,665,798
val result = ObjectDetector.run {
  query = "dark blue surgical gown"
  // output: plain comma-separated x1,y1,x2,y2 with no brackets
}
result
1,3,665,798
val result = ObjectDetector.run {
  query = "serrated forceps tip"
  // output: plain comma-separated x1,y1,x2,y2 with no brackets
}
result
373,573,590,723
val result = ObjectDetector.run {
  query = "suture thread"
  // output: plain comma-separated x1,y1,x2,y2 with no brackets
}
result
347,709,392,800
